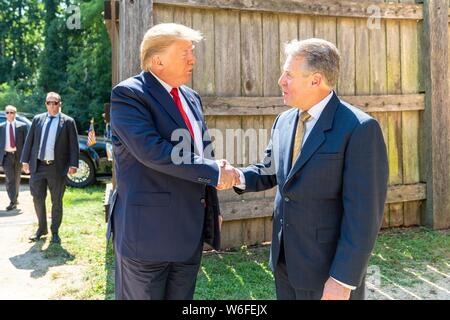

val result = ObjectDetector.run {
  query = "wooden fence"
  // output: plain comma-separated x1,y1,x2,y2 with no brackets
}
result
104,0,450,248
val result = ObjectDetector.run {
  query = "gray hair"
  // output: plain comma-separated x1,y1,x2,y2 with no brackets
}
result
140,23,203,71
284,38,340,88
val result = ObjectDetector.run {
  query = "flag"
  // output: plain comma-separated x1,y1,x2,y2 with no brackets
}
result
87,118,96,147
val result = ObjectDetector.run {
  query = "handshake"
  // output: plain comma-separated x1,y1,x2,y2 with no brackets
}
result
216,159,242,190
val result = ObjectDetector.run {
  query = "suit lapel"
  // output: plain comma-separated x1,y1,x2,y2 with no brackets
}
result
142,71,192,139
35,114,47,143
55,114,65,142
285,93,340,183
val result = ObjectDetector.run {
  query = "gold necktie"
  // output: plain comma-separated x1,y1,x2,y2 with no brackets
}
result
292,111,311,165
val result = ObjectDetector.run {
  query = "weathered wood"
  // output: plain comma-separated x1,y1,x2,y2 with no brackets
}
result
386,183,426,204
241,12,263,97
262,13,280,96
153,0,425,20
386,7,404,228
355,18,371,95
279,14,298,71
221,183,427,222
173,7,193,87
337,18,355,96
422,0,450,229
298,15,314,40
215,10,241,96
202,94,425,115
118,0,153,81
192,9,215,95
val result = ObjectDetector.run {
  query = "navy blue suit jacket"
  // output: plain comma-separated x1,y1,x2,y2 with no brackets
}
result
108,71,221,262
235,93,388,290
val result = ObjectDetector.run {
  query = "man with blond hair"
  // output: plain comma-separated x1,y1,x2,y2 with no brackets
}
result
0,105,28,210
230,38,389,300
108,23,237,300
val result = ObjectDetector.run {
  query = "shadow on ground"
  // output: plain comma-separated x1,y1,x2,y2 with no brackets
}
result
9,239,75,278
0,208,23,218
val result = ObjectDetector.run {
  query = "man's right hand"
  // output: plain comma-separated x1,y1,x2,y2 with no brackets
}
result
22,163,30,174
216,160,240,190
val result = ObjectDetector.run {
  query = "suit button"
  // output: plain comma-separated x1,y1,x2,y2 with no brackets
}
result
284,197,290,202
200,198,205,204
280,218,283,224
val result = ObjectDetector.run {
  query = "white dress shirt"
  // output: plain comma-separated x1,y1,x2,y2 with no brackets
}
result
5,120,17,152
150,71,204,157
38,113,60,161
236,91,356,290
150,72,222,183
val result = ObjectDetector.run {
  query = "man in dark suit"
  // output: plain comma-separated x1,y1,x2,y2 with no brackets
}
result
0,105,29,210
230,38,389,300
108,23,237,300
21,92,79,244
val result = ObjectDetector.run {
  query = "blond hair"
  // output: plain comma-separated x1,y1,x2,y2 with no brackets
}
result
5,105,17,112
140,23,203,71
284,38,340,88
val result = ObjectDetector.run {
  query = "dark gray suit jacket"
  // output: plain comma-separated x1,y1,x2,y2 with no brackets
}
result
235,92,389,291
0,121,29,164
20,112,79,176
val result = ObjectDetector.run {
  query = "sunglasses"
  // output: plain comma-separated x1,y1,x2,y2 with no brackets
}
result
46,101,60,106
5,111,16,114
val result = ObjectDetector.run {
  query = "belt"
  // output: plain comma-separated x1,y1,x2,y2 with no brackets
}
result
38,159,54,165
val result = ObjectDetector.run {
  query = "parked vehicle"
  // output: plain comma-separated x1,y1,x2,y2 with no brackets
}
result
0,111,112,187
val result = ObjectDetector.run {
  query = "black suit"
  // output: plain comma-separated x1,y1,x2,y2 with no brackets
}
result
0,121,28,204
20,112,79,234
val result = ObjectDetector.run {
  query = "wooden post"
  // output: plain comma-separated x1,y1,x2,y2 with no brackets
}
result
421,0,450,229
119,0,154,81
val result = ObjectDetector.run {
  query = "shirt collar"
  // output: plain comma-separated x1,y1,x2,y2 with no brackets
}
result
47,112,60,118
300,91,334,120
7,120,15,125
149,70,174,94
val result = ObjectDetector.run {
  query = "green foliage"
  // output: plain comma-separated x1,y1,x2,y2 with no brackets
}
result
0,0,111,134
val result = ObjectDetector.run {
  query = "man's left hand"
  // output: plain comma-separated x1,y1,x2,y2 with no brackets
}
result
321,277,351,300
68,167,77,175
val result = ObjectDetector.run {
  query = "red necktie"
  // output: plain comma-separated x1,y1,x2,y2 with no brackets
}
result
9,123,16,148
170,88,195,141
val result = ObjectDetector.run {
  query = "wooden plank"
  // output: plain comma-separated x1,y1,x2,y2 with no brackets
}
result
422,0,450,229
404,201,422,227
202,94,425,115
173,7,193,87
298,15,314,40
337,18,355,96
386,7,404,227
279,14,298,72
214,10,240,96
192,9,215,95
386,183,426,204
262,13,280,96
355,18,370,95
153,0,425,20
119,0,154,81
221,220,243,249
314,16,337,44
220,183,426,222
221,198,274,221
264,216,273,242
381,204,390,229
242,218,266,246
389,202,404,227
400,19,420,188
241,12,263,97
152,4,173,25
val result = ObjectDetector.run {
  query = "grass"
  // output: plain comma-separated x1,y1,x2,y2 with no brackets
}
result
42,185,450,299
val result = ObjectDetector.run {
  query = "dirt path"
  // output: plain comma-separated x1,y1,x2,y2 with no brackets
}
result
0,178,85,300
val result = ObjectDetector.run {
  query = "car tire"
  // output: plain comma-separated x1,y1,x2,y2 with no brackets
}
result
66,153,96,188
